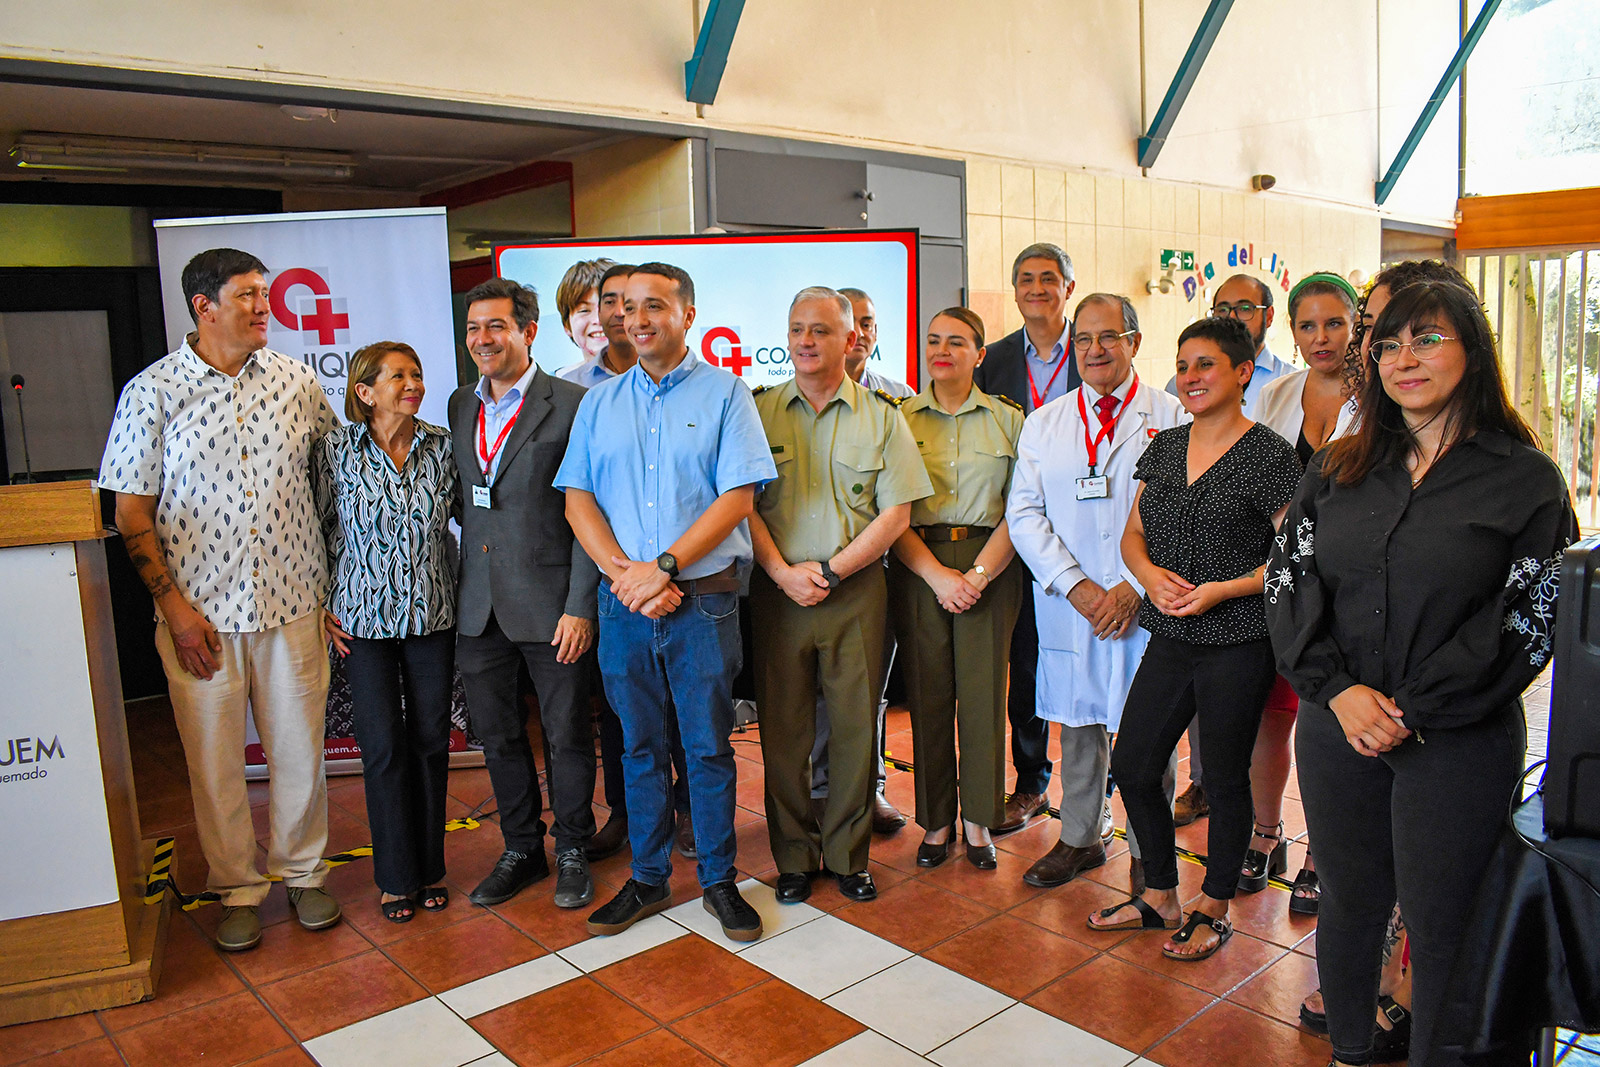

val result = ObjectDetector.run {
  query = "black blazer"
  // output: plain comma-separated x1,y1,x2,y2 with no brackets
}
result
974,327,1081,412
449,366,599,643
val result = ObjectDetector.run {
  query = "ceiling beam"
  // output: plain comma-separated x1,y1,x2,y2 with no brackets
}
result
1374,0,1501,206
1137,0,1235,170
420,160,573,209
684,0,746,106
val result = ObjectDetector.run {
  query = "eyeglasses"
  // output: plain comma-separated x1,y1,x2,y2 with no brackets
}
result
1212,302,1265,320
1070,329,1136,351
1369,333,1456,365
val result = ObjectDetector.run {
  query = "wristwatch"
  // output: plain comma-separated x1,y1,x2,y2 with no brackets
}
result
972,564,989,585
656,552,680,578
818,560,841,588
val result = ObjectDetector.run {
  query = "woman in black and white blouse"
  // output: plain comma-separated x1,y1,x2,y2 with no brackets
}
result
1087,317,1301,961
1267,280,1577,1067
313,341,460,923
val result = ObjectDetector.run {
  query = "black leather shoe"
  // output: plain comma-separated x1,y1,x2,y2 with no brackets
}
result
872,793,908,834
469,849,549,905
552,848,594,909
965,842,998,870
702,880,763,942
1022,841,1107,888
837,871,877,901
586,813,628,861
774,872,813,903
916,838,952,868
585,878,672,935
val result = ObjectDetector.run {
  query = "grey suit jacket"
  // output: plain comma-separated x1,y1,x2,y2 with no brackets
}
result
449,367,599,643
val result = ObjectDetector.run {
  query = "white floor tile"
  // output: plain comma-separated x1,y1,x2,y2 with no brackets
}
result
664,877,824,950
799,1030,933,1065
305,996,494,1067
438,954,582,1019
464,1056,516,1067
928,1003,1138,1067
740,914,910,998
824,957,1013,1055
556,913,685,972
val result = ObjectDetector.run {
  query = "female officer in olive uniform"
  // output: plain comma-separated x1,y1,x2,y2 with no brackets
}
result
889,307,1025,871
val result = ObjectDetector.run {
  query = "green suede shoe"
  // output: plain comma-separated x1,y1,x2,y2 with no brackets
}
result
215,905,261,952
287,886,342,931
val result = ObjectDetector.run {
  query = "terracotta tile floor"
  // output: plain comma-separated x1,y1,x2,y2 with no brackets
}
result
7,688,1443,1067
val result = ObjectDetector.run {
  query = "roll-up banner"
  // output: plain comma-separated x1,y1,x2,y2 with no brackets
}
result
153,208,474,775
495,230,921,391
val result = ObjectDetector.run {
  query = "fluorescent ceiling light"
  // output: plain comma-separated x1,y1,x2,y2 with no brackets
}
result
7,133,356,180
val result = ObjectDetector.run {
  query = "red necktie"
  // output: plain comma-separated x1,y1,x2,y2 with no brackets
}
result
1094,394,1119,428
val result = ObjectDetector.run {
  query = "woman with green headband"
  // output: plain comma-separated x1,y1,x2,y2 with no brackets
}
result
1242,271,1362,919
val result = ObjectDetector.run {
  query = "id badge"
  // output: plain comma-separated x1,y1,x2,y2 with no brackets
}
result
1075,476,1109,500
472,484,493,509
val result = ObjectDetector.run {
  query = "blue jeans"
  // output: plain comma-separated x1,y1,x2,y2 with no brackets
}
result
597,585,742,887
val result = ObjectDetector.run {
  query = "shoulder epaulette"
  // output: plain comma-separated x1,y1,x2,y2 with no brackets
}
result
995,393,1024,412
751,384,769,395
873,387,904,407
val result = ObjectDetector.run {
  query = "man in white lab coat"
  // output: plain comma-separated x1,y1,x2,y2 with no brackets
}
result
1007,293,1187,891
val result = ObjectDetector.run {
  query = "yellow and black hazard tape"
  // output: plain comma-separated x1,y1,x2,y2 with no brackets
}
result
146,816,483,911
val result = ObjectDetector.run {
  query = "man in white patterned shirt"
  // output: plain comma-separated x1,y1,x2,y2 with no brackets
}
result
99,247,342,953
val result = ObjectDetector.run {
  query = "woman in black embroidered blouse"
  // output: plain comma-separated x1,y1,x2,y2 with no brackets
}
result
1266,279,1577,1067
1086,316,1301,962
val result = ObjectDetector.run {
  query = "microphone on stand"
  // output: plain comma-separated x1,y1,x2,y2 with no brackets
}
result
10,374,34,484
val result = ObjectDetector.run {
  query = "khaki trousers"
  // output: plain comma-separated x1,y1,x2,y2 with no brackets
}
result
156,611,331,905
888,536,1022,830
752,566,886,876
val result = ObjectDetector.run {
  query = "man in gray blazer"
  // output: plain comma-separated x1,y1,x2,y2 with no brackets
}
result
451,277,600,910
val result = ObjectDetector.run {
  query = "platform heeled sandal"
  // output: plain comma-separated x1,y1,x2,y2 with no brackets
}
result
1238,820,1287,893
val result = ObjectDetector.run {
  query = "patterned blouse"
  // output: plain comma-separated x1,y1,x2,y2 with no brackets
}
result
312,420,460,639
1265,430,1578,730
98,342,338,633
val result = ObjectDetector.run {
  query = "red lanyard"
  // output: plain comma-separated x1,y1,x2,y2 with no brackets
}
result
1077,375,1139,475
476,396,525,480
1026,348,1071,411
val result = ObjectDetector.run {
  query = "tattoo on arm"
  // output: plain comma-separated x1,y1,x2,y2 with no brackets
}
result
124,528,177,602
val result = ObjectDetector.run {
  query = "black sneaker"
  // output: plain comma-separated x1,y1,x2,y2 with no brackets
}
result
469,849,549,906
553,848,594,909
586,878,672,935
702,881,762,942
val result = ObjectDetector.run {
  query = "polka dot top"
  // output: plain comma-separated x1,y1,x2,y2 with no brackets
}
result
1133,422,1302,645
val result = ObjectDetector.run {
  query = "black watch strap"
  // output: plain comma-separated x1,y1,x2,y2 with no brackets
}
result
819,560,840,588
656,552,680,578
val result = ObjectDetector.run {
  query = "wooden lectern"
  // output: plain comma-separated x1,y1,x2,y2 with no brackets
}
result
0,481,170,1025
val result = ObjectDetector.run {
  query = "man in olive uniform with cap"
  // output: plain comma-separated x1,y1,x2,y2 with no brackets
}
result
748,286,933,904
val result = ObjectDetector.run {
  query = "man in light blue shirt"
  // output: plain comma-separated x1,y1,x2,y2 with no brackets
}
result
1164,273,1292,420
557,262,777,942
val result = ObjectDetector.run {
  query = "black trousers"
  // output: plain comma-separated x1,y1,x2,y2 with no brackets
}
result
596,672,690,818
1007,580,1053,795
344,630,455,897
457,614,595,854
1297,698,1524,1066
1112,634,1275,901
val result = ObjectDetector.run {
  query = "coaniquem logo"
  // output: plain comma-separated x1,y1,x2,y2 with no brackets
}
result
1,734,65,785
267,267,360,385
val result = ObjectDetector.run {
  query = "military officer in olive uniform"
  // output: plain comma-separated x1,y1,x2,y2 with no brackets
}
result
888,307,1025,873
749,286,933,904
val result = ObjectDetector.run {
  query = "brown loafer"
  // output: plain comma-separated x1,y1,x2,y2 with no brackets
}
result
1172,781,1209,827
871,792,908,834
994,792,1048,834
675,810,697,859
586,812,629,860
1022,841,1106,888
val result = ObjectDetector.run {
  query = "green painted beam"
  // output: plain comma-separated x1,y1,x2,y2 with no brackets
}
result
685,0,747,106
1137,0,1236,169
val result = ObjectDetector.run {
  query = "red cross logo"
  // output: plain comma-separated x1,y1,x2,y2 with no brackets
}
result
268,267,351,345
700,326,750,376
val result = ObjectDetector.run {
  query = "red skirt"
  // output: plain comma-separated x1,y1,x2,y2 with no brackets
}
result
1264,673,1300,715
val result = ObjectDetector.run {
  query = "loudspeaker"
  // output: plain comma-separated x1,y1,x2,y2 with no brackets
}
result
1546,534,1600,839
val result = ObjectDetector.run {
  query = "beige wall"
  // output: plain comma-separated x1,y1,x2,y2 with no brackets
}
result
571,139,695,238
0,0,1462,222
966,163,1382,383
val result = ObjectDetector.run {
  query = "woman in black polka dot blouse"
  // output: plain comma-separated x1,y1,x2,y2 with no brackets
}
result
1085,316,1301,962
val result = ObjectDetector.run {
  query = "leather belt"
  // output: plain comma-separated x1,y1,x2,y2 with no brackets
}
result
680,564,741,596
914,524,993,543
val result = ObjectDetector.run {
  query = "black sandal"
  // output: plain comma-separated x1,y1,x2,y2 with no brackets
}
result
1299,988,1328,1033
381,895,416,923
1372,995,1411,1063
1087,896,1181,931
1239,820,1287,893
1162,910,1233,961
1289,867,1320,915
419,886,449,911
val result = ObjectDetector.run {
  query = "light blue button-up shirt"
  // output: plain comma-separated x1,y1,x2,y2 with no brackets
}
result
472,360,538,485
554,351,777,578
557,351,624,390
1022,321,1076,412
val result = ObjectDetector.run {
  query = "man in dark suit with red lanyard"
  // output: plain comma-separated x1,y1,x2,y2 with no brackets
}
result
973,242,1083,836
451,277,601,912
